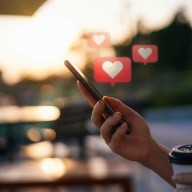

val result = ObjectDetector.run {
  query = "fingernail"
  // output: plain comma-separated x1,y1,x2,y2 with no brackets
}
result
120,122,127,127
121,122,129,133
114,112,121,119
121,122,128,132
95,100,102,106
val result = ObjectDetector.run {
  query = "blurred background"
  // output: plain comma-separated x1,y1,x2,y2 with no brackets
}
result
0,0,192,192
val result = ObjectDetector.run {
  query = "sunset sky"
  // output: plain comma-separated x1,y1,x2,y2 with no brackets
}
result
0,0,191,84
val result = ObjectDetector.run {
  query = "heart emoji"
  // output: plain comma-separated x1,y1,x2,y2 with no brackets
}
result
102,61,123,79
93,34,105,45
138,48,152,60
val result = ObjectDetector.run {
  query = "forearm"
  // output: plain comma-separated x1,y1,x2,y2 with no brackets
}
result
141,139,175,187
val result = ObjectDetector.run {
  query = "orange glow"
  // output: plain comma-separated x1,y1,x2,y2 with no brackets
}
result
3,18,79,84
88,157,108,178
27,128,41,142
0,106,60,123
40,158,66,178
21,106,60,122
42,128,56,141
22,141,53,159
0,0,191,84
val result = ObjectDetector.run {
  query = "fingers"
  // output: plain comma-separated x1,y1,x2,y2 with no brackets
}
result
90,97,130,144
91,100,129,145
77,81,135,120
77,81,96,107
91,101,105,128
109,122,128,151
100,112,122,143
77,81,133,142
103,96,140,120
173,173,192,185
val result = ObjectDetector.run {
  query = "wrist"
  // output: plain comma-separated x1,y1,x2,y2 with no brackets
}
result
139,138,161,168
139,139,175,187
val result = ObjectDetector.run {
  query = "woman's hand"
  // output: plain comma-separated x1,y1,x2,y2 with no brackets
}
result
77,81,154,162
77,81,174,186
173,173,192,192
92,97,155,162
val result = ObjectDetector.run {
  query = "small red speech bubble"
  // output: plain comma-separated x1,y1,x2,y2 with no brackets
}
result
87,32,110,48
133,45,158,64
94,57,131,86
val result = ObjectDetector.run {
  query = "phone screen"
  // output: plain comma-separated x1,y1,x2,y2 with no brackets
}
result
64,60,131,134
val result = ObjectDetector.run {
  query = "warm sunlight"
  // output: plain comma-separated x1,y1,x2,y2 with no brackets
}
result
40,158,66,178
22,141,53,159
0,15,79,84
88,157,108,179
0,106,60,123
0,0,192,84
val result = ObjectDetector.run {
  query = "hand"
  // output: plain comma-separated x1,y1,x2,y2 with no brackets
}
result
77,81,175,186
77,81,154,163
173,173,192,192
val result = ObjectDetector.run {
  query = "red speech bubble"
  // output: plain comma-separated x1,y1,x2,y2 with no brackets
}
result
87,32,110,48
132,45,158,64
94,57,131,86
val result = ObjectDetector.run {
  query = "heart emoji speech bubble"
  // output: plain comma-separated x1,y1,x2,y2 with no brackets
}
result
87,32,110,48
133,45,158,65
94,57,131,86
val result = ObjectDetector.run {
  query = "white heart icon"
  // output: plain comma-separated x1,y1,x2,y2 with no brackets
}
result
138,48,152,59
93,35,105,45
102,61,123,79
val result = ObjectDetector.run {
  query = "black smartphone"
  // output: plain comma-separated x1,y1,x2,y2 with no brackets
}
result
64,60,131,134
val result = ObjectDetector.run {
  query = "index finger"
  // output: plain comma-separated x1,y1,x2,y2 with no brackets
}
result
77,80,97,108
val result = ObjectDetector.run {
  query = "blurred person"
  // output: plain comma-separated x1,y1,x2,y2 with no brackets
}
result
77,81,192,191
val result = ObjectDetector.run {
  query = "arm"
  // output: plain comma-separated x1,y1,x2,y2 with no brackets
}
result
77,81,175,187
141,141,174,187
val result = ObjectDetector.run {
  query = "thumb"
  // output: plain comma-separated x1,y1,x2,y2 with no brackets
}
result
103,96,139,119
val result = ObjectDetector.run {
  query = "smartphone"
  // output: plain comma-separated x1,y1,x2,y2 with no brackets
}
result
64,60,131,134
